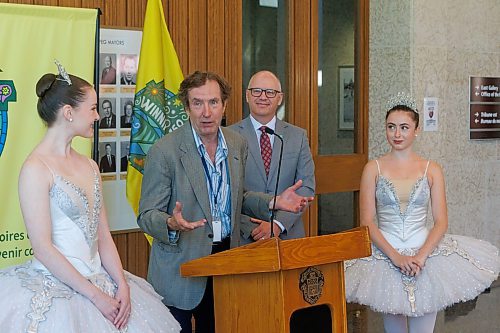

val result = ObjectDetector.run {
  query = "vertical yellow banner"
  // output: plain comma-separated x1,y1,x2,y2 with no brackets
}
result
126,0,186,216
0,3,97,268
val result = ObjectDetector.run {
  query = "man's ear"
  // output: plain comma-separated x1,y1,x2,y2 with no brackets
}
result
277,92,284,106
245,92,249,104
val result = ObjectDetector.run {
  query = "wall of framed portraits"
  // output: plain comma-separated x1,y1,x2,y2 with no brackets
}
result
97,28,141,232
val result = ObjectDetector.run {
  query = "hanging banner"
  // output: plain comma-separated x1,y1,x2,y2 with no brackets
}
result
0,3,98,268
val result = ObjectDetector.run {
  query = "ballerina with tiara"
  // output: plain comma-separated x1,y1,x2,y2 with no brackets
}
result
344,92,500,333
0,61,181,333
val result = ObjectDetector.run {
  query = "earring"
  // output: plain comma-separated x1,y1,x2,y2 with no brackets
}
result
415,134,418,137
69,118,73,122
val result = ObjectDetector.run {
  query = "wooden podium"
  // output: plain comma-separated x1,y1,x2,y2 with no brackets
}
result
181,226,371,333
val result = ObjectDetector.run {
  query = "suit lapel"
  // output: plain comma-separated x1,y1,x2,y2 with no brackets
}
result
241,117,268,183
179,124,212,223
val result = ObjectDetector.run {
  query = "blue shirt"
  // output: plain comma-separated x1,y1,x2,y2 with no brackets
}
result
192,126,232,240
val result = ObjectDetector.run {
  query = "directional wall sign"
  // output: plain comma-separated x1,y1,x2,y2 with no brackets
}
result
469,76,500,140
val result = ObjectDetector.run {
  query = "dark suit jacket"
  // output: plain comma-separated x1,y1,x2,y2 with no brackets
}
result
99,154,116,173
99,115,116,129
138,122,272,310
100,67,116,84
229,117,315,243
120,76,136,85
121,155,128,172
120,115,132,128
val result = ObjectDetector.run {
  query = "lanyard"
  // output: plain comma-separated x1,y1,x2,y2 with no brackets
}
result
200,154,224,215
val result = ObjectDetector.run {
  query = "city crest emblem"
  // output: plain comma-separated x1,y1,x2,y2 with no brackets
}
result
129,79,188,173
299,266,325,305
0,79,17,158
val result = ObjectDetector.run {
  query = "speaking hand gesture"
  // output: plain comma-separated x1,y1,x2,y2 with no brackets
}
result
272,180,314,213
166,201,206,231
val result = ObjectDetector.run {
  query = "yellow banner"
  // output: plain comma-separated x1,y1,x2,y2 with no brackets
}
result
0,3,97,268
126,0,186,218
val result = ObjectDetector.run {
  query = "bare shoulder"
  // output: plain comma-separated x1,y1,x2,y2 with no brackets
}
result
427,160,443,174
19,153,52,188
362,159,380,179
426,160,445,186
87,157,99,172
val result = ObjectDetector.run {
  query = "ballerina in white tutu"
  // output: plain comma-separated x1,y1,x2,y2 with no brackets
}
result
0,62,181,333
344,92,499,333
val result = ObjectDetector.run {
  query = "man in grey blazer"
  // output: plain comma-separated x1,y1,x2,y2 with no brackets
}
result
138,71,313,333
229,70,315,244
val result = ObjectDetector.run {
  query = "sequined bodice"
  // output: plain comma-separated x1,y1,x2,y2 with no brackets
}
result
375,174,431,248
31,169,103,276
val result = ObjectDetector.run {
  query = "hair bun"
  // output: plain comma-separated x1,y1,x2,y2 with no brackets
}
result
36,73,57,98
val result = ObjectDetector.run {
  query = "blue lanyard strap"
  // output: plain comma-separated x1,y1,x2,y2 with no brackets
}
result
200,155,223,208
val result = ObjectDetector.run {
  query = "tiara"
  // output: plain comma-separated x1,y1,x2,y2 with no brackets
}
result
385,92,417,113
54,59,72,85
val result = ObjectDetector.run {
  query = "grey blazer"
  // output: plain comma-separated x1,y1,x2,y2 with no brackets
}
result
137,122,272,310
229,117,315,243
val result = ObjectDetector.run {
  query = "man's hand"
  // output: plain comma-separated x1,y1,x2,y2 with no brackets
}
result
250,218,281,241
166,201,206,231
272,180,314,213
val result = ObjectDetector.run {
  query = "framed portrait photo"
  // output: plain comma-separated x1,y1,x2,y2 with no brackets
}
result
338,66,355,130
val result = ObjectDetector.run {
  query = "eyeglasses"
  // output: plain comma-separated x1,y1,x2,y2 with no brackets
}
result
248,88,281,98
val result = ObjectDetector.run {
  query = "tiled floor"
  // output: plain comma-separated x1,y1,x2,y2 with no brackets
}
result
347,279,499,333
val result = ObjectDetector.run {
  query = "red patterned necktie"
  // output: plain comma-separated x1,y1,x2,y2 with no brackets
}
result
259,126,272,177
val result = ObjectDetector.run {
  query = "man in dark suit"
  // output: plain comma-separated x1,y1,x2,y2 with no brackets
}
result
121,144,129,172
137,71,312,333
120,100,133,128
99,143,116,173
120,56,137,85
230,71,315,244
100,55,116,84
99,99,116,129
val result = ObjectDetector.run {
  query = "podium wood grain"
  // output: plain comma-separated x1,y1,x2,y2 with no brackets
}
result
181,227,371,333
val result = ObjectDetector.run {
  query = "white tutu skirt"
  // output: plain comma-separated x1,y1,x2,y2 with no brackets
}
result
0,262,181,333
344,234,500,317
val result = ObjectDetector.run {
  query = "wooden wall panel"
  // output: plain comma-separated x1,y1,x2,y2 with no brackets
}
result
168,0,189,76
112,231,151,278
57,0,81,7
102,0,126,27
33,0,58,5
289,1,312,130
126,0,147,28
188,1,207,73
80,1,104,12
224,0,242,125
7,0,33,3
207,0,224,74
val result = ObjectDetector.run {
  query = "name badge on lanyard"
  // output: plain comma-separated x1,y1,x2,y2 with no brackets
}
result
212,219,222,242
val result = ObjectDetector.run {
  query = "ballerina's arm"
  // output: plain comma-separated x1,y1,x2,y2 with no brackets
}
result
412,161,448,268
91,160,131,330
19,157,121,324
359,160,419,275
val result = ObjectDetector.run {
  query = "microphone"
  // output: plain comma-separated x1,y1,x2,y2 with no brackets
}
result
263,127,283,238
